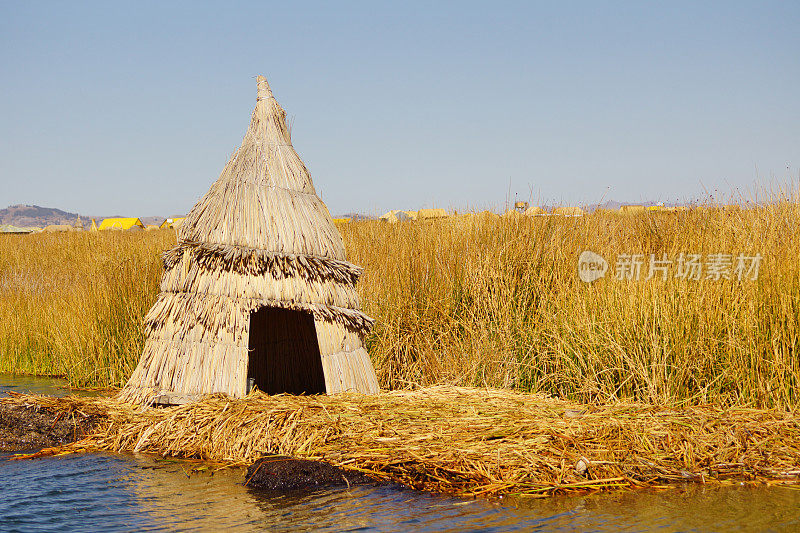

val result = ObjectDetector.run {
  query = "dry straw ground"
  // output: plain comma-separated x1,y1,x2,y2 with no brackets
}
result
0,201,799,408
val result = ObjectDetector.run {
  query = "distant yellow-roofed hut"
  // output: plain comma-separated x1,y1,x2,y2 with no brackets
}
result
99,217,145,231
89,218,99,232
159,217,186,229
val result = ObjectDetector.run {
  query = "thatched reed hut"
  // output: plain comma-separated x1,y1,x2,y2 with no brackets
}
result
379,210,398,223
0,224,36,234
121,75,379,405
42,224,75,233
379,210,414,223
417,208,448,220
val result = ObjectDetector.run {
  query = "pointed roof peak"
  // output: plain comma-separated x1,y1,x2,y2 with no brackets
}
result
256,75,273,101
178,74,345,258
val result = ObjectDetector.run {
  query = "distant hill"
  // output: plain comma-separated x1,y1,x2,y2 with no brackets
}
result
0,205,181,229
141,216,171,227
0,205,80,228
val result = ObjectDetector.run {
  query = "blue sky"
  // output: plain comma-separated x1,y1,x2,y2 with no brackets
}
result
1,1,798,216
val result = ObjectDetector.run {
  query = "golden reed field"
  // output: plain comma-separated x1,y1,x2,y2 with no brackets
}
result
1,203,798,409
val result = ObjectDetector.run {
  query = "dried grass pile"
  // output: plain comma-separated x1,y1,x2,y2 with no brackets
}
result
122,75,378,405
5,387,800,497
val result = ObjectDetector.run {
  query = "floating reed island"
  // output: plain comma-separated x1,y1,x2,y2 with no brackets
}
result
5,387,800,497
4,76,799,498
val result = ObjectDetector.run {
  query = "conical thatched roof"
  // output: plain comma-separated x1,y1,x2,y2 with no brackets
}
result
379,210,413,223
178,77,344,257
122,76,379,405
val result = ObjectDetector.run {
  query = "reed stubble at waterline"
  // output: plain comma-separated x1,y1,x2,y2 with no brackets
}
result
4,387,800,497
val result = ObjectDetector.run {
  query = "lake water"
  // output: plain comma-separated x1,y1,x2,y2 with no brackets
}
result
2,375,800,532
0,373,75,397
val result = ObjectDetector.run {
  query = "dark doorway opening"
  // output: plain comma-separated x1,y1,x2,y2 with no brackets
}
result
247,307,326,395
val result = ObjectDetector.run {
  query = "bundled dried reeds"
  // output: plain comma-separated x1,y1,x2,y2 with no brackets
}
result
122,75,379,404
5,387,800,497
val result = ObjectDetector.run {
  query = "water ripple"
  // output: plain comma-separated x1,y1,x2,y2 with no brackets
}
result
2,452,800,531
